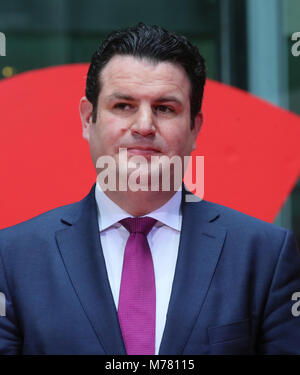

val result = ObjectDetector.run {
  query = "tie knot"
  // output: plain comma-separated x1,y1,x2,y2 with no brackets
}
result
120,217,157,236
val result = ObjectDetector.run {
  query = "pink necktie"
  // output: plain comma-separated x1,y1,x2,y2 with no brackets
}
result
118,216,157,355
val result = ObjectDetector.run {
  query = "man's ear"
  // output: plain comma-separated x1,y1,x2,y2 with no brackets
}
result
79,97,94,141
191,111,203,151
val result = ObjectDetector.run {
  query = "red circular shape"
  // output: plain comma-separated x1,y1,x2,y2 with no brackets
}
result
0,64,299,228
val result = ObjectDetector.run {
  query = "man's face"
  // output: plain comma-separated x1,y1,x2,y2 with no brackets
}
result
80,54,202,188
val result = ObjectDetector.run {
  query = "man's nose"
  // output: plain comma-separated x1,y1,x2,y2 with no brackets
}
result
131,105,156,136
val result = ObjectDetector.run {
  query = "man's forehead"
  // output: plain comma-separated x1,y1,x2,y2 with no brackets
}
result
99,55,190,94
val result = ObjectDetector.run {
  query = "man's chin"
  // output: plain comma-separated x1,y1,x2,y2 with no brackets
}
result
96,151,184,193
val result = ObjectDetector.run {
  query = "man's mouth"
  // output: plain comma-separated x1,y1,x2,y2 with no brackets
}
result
125,146,161,156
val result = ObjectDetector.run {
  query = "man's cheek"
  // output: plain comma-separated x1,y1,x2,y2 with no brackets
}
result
101,112,124,129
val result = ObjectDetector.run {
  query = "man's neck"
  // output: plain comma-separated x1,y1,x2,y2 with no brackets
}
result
102,189,180,216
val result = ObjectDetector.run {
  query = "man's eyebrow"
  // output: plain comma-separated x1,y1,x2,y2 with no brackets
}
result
155,96,182,105
107,93,135,101
106,93,182,105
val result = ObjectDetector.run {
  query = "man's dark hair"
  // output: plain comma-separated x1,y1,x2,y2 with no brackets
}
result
86,23,206,128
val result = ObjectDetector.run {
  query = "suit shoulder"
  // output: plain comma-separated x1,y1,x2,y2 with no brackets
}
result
194,200,297,263
198,199,289,238
0,199,82,244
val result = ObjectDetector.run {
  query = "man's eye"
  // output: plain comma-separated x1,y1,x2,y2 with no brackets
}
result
114,103,132,111
155,105,174,114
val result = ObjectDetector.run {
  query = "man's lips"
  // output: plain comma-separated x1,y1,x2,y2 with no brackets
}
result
125,146,161,155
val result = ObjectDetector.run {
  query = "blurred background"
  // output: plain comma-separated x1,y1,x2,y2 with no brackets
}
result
0,0,299,243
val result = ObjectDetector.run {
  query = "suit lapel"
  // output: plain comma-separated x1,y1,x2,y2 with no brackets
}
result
55,185,126,354
159,187,227,354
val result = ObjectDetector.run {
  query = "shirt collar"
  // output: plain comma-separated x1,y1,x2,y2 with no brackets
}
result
95,181,182,232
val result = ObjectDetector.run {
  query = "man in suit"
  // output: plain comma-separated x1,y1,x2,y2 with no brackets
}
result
0,23,300,355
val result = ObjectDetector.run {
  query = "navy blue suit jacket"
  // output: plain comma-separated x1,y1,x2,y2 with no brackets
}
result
0,184,300,354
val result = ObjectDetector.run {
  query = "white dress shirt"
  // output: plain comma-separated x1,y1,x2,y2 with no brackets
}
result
95,182,182,354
